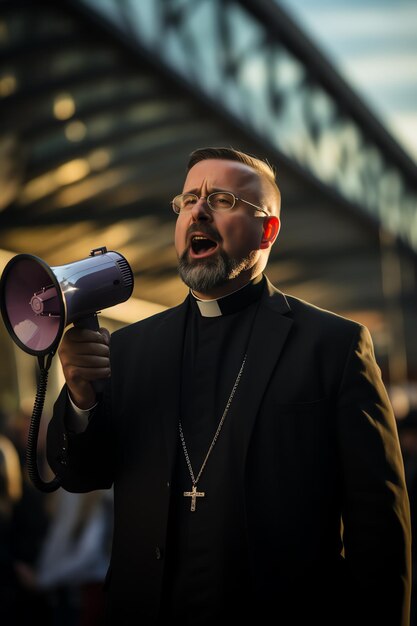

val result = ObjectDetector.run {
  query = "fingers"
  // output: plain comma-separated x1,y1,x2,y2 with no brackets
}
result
99,327,111,345
58,326,111,408
59,327,110,365
64,326,109,346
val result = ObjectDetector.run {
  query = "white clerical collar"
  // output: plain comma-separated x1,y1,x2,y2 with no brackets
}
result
191,276,264,317
194,297,223,317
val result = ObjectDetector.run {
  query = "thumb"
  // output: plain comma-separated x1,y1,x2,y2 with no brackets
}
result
99,327,111,345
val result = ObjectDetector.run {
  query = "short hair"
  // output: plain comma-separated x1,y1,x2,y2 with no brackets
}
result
187,146,281,214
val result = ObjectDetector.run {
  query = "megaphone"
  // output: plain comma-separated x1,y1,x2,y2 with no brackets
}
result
0,246,134,493
0,246,134,356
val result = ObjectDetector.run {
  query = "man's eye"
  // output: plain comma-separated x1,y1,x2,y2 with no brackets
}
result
183,196,197,207
213,194,233,207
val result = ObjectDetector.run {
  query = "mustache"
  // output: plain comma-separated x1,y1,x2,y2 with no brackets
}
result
186,222,221,244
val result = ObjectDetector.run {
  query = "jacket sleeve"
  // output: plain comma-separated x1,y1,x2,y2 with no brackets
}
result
337,323,411,626
46,382,115,493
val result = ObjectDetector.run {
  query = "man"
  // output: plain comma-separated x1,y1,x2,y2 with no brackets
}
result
47,147,411,625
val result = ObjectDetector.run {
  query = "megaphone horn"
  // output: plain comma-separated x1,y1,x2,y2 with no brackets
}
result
0,246,134,356
0,246,134,493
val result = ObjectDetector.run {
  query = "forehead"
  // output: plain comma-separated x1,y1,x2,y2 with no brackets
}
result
183,158,261,193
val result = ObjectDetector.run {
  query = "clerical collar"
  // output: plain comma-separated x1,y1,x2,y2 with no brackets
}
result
191,274,264,317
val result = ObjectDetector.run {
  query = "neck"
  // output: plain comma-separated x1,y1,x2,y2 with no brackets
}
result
191,272,262,301
192,281,250,302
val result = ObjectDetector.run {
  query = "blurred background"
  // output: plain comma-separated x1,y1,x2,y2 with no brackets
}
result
1,0,417,417
0,0,416,623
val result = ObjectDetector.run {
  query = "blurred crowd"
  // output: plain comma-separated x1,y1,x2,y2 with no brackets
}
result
0,406,113,626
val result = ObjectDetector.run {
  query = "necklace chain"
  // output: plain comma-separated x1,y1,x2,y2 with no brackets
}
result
179,353,247,491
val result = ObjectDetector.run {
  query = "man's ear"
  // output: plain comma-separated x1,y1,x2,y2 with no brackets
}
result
260,216,280,249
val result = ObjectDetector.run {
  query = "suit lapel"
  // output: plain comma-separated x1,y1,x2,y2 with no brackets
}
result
152,297,190,476
230,281,293,468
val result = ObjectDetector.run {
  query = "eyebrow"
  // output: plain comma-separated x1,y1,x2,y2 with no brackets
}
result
183,187,232,195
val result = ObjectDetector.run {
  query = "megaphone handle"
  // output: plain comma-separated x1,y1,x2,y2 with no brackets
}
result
73,312,100,332
73,314,106,393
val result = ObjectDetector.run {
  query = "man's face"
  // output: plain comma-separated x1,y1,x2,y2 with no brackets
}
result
174,158,270,298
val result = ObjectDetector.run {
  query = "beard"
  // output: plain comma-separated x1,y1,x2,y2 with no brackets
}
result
177,248,256,292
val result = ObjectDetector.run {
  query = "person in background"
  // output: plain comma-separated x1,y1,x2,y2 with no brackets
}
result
0,431,23,623
46,147,411,625
0,414,50,625
36,488,113,626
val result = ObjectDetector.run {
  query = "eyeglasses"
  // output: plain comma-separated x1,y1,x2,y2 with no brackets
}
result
171,191,269,216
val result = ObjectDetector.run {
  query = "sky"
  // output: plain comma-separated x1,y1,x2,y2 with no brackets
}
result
278,0,417,166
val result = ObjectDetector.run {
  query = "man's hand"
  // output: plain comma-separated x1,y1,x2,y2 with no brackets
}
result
58,326,110,409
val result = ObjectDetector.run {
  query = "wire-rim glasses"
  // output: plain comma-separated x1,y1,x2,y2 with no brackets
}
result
171,191,269,216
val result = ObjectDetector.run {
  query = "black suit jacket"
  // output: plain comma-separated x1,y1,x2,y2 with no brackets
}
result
47,277,411,625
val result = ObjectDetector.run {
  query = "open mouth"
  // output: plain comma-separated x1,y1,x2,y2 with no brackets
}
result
190,235,218,258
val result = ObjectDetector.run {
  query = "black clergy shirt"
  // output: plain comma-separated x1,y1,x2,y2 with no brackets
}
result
159,275,265,624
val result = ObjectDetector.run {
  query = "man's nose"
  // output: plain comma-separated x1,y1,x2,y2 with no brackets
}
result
190,196,212,220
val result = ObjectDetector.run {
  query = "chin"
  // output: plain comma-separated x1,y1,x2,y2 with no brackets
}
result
178,256,228,292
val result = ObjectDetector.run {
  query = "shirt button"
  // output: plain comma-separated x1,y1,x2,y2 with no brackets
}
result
155,546,162,560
